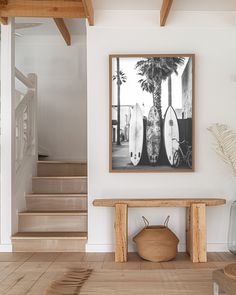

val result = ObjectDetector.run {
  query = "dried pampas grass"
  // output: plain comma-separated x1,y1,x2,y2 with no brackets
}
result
208,123,236,175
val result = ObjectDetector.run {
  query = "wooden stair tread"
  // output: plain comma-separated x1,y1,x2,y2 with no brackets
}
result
32,176,87,180
16,160,88,251
12,232,87,240
19,210,87,216
26,193,87,198
37,161,87,164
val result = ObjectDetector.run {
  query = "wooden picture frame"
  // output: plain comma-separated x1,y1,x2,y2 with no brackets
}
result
109,54,195,173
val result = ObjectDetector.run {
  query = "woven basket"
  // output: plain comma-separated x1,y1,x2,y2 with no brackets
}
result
133,216,179,262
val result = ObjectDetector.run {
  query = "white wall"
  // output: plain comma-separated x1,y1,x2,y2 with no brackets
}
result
87,10,236,252
0,18,38,250
16,28,87,161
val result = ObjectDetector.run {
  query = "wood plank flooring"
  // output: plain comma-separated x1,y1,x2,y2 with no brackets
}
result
0,252,235,294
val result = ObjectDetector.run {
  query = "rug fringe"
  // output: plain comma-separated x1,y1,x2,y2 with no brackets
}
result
45,268,92,295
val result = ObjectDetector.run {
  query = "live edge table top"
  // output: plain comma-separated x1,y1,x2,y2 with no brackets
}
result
93,198,226,208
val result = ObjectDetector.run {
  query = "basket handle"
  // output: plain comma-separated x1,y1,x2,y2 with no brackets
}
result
142,216,150,228
164,215,170,227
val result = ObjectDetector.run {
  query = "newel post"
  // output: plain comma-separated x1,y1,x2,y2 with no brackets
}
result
0,17,15,250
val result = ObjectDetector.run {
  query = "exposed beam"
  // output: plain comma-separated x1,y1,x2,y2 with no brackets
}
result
53,18,71,46
160,0,173,26
81,0,94,26
0,17,8,25
0,0,86,18
0,0,8,5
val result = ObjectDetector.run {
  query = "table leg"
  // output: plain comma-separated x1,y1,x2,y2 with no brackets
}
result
115,204,128,263
189,203,207,263
186,207,190,255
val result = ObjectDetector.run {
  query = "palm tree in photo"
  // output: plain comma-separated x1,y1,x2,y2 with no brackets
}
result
113,58,127,145
135,57,185,119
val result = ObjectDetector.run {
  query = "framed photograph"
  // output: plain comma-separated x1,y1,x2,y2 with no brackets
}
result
109,54,195,173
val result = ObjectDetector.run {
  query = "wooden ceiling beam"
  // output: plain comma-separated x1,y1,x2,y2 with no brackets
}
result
81,0,94,26
0,0,86,18
160,0,173,26
53,18,71,46
0,17,8,25
0,0,8,5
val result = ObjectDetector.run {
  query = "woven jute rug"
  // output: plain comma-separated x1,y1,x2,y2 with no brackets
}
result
45,268,92,295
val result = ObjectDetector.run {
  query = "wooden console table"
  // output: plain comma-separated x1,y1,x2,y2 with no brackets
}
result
93,198,226,263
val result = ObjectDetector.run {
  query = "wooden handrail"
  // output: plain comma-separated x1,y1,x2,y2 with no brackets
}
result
15,67,34,89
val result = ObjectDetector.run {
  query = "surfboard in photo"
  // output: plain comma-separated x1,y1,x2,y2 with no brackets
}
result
129,103,144,166
163,106,180,166
146,106,161,164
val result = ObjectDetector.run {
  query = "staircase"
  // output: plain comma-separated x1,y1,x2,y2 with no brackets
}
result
12,161,88,252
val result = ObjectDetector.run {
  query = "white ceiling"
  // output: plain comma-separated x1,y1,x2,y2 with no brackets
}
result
93,0,236,11
15,18,86,36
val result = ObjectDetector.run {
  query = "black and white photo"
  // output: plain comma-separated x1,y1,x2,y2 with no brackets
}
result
109,54,194,172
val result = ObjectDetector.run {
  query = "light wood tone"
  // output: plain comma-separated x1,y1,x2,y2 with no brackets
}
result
18,211,87,232
12,232,87,240
160,0,173,26
32,176,87,179
17,161,88,252
115,204,128,263
11,232,87,252
32,176,87,194
18,210,87,216
27,193,87,198
37,161,87,177
12,232,87,239
0,252,235,294
53,18,71,46
0,16,8,24
81,0,94,25
93,198,226,207
12,239,87,252
0,0,86,18
189,203,207,263
186,207,190,255
213,269,236,295
26,194,87,211
94,198,225,263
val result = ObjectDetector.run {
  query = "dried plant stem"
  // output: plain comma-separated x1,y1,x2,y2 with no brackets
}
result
208,123,236,176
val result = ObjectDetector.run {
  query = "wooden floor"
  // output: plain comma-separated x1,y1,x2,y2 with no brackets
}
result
0,252,235,294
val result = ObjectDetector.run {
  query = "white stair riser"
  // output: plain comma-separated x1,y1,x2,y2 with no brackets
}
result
19,215,87,232
26,197,87,211
12,239,86,252
38,163,87,177
32,178,87,194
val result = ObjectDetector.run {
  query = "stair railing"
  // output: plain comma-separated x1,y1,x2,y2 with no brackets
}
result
14,68,37,171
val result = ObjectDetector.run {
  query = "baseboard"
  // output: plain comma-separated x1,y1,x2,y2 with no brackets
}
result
86,243,228,253
86,243,114,252
0,244,12,252
0,242,227,253
207,243,228,252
